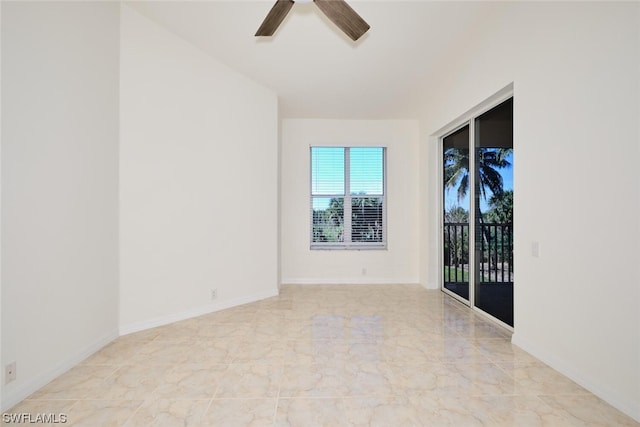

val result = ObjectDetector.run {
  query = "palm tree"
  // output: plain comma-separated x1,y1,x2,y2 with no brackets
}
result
444,147,512,275
444,147,511,203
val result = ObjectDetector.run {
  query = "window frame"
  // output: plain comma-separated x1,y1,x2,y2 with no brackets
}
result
310,146,387,250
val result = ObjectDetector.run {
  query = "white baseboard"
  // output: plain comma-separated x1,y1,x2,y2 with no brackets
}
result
280,278,420,286
512,333,640,423
119,288,279,336
1,328,118,412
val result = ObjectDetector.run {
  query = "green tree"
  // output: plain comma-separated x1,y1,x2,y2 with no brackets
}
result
312,198,344,243
485,190,514,273
444,205,469,223
326,198,344,226
485,190,513,224
313,197,383,243
352,197,383,242
444,206,469,267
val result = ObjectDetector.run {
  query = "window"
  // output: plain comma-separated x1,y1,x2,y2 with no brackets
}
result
311,147,386,249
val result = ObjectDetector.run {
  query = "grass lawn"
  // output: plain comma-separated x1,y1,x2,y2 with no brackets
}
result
444,266,469,282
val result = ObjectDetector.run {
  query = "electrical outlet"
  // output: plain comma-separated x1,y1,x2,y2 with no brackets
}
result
211,289,218,300
5,362,16,384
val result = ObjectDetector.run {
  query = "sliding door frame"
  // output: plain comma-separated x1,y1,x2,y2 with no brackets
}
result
438,86,514,330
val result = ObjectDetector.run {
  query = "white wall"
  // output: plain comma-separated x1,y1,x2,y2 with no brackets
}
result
419,2,640,420
281,119,420,285
1,1,4,409
119,6,279,332
1,2,120,410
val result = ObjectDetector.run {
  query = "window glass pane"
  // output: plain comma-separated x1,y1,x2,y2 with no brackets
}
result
474,97,514,327
312,197,344,242
350,147,383,195
351,197,383,242
310,146,386,248
311,147,344,195
443,125,470,301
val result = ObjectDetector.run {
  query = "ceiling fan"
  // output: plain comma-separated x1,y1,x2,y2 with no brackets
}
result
255,0,370,42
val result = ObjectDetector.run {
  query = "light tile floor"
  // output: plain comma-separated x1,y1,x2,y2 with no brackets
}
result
5,285,638,426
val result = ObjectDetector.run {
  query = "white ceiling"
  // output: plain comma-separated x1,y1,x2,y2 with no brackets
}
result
126,1,495,119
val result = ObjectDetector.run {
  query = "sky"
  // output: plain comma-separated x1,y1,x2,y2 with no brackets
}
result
311,147,384,211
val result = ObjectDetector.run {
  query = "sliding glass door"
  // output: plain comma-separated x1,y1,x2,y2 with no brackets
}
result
443,125,470,302
442,97,514,327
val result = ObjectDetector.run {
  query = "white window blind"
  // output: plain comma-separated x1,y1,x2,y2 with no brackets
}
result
311,147,386,249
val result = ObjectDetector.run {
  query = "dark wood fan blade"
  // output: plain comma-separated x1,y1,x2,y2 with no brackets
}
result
313,0,370,41
255,0,295,37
